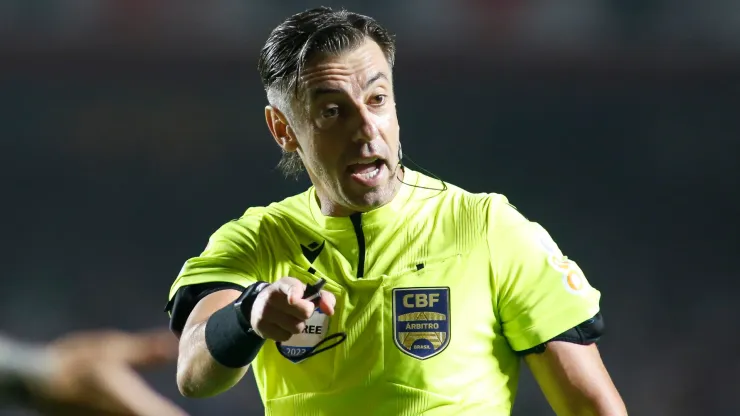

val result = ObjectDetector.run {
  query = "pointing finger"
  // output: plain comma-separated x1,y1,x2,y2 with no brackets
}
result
273,277,306,305
318,290,336,316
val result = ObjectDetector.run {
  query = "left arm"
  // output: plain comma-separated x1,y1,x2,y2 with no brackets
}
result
485,196,626,415
525,342,627,416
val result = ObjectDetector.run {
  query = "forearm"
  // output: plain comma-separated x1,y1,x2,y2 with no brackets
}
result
526,343,626,416
176,321,248,398
540,382,624,416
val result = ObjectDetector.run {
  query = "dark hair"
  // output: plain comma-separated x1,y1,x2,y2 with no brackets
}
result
258,7,396,178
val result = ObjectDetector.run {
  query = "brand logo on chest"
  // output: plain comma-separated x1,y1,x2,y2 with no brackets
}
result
300,241,325,264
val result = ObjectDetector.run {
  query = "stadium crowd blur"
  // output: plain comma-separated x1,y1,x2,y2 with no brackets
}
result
1,1,738,415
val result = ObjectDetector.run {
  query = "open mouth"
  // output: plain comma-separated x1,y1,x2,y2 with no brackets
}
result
347,158,386,185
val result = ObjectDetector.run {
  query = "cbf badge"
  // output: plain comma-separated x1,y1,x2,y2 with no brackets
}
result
392,287,451,360
276,308,331,363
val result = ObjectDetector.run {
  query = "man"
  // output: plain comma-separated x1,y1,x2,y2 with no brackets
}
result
167,6,627,415
0,328,187,415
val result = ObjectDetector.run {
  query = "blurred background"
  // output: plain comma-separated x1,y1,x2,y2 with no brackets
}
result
1,1,738,415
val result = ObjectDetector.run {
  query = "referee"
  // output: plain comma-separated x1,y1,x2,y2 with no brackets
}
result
167,7,627,416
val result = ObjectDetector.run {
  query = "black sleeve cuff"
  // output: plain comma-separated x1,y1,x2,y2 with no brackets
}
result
165,282,245,337
515,312,604,356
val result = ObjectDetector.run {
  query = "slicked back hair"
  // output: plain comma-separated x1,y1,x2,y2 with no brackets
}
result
258,7,396,178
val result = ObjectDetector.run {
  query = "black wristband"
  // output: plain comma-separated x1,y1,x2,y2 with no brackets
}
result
204,281,268,368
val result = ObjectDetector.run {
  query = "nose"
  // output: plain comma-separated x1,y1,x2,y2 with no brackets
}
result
352,105,379,143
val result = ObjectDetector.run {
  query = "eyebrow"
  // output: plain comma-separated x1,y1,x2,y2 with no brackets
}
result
309,72,389,100
364,72,388,89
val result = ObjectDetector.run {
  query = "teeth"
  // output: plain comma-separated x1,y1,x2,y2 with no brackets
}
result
357,167,380,180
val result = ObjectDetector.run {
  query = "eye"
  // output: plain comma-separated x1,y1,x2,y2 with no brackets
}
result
370,94,387,106
321,106,339,118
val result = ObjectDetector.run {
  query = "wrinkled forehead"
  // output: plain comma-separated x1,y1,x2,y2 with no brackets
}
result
297,41,393,102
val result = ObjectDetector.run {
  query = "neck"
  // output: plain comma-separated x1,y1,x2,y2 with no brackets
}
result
317,196,357,217
316,166,405,217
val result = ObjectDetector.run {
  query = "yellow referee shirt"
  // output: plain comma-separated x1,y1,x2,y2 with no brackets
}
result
168,168,601,415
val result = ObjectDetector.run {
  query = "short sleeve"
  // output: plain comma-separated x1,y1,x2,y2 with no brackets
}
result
167,209,268,313
488,196,601,352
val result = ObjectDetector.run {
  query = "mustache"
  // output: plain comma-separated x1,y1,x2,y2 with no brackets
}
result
344,143,393,165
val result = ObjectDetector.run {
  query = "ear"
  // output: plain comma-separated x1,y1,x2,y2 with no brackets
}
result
265,106,299,152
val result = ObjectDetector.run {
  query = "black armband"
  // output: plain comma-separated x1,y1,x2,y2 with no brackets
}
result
516,312,604,356
204,281,269,368
166,282,244,337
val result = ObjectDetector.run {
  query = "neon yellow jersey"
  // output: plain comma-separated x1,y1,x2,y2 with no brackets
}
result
168,168,601,416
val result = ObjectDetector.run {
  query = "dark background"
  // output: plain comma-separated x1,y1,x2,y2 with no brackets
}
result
1,1,738,415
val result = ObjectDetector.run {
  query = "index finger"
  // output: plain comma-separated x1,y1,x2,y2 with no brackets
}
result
273,277,307,305
317,290,336,316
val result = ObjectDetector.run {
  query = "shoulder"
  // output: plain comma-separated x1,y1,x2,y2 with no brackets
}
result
425,174,517,226
428,176,535,250
263,188,314,223
204,189,313,248
486,193,528,230
412,173,522,245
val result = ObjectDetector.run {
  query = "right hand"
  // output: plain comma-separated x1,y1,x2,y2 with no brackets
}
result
250,277,336,342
